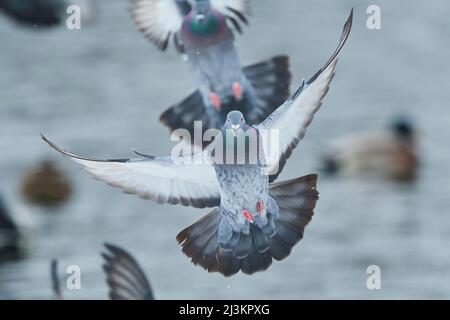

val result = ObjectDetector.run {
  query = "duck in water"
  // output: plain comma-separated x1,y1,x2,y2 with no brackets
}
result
321,118,419,182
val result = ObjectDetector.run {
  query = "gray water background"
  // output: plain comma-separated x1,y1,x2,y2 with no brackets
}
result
0,0,449,299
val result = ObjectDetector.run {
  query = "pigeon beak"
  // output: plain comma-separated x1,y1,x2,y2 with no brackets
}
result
231,124,240,136
196,14,205,23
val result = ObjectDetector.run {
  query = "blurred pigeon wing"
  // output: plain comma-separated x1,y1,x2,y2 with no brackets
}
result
41,135,220,209
130,0,187,50
212,0,251,18
211,0,251,32
257,9,353,182
103,243,154,300
50,259,63,300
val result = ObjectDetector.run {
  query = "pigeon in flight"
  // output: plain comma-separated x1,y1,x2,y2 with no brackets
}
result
42,9,352,276
130,0,292,138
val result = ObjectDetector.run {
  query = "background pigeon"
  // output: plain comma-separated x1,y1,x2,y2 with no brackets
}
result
50,259,62,300
130,0,292,138
42,9,352,276
0,195,22,260
50,244,154,300
102,243,155,300
0,0,96,28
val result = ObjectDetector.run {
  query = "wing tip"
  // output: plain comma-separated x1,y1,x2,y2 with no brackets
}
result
41,133,68,156
306,8,353,85
343,8,353,41
131,148,156,160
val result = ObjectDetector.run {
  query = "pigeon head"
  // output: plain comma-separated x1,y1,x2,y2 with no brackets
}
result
216,111,264,166
185,0,221,37
225,111,246,132
194,0,212,24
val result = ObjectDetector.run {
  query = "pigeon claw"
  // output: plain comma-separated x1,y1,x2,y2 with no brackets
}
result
208,92,222,110
242,210,254,223
256,200,265,214
232,82,243,100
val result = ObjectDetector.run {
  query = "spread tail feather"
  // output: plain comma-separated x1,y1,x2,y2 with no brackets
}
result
268,174,319,261
176,174,318,277
176,209,222,273
159,55,292,135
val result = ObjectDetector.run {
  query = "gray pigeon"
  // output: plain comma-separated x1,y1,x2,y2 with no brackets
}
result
130,0,292,138
42,10,352,276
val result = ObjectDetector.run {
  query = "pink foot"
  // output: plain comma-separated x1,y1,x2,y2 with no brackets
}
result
242,210,254,223
232,82,243,100
208,92,222,110
256,200,265,214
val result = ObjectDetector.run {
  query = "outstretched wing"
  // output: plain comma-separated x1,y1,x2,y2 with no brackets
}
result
257,9,353,182
102,243,154,300
211,0,251,33
41,135,220,209
129,0,190,51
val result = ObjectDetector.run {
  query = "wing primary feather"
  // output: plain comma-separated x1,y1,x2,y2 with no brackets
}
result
256,9,353,182
290,80,306,101
307,8,352,85
41,134,131,163
131,148,156,160
41,134,221,208
226,15,242,34
226,6,249,24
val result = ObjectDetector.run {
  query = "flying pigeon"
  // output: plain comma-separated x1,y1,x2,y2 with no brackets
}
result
130,0,292,138
0,0,96,28
42,9,352,276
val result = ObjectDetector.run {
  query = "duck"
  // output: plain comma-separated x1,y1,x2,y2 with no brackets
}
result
21,160,72,206
321,118,419,181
